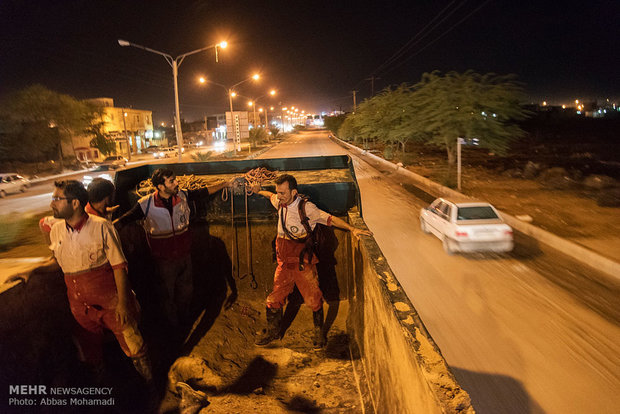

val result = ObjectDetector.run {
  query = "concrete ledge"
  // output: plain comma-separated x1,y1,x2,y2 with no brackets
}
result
331,135,620,283
347,211,474,413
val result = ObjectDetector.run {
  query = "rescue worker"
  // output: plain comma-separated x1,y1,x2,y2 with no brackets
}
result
85,177,119,218
252,174,372,348
114,168,229,331
30,180,152,382
39,177,118,241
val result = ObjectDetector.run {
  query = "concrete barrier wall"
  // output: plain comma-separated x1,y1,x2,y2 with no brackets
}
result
331,135,620,283
347,212,474,413
0,271,77,398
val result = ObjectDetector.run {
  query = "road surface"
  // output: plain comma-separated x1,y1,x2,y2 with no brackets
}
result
0,145,218,215
258,131,620,414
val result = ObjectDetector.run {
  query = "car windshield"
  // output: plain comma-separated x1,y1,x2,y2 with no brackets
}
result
457,206,499,220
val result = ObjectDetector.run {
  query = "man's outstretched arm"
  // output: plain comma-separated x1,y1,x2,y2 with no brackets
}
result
329,215,373,239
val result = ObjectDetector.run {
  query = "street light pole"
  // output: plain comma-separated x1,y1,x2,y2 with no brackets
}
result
122,109,131,161
228,90,234,113
171,60,182,159
198,75,258,152
118,39,226,161
457,137,464,191
251,102,257,128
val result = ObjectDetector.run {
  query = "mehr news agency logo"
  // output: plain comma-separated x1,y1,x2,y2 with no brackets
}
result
8,385,115,407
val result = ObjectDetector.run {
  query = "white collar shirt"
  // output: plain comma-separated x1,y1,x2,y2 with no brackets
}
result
270,194,332,239
50,214,127,274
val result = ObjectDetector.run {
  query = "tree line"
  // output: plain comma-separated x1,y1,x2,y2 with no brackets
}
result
325,71,529,165
0,85,115,169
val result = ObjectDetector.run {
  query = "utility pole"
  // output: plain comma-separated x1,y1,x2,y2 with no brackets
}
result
122,108,131,161
351,90,358,113
365,76,380,96
117,39,227,162
457,137,465,191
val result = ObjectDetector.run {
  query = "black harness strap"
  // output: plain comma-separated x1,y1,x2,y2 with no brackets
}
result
297,197,317,270
277,195,315,271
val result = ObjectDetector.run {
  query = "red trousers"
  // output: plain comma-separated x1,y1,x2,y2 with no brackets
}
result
65,266,146,365
266,238,323,312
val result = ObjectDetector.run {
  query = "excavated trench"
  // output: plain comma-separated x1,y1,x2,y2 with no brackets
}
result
0,156,473,413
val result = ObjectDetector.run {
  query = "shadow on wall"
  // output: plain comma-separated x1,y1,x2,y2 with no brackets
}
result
117,219,237,372
451,367,545,414
185,220,237,352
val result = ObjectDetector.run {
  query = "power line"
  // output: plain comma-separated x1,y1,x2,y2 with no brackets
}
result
380,0,493,77
353,0,493,93
369,0,463,78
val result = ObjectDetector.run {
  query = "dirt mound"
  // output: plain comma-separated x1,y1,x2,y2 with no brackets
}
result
160,300,365,413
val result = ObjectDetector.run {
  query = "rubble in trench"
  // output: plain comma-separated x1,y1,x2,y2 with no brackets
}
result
160,300,366,413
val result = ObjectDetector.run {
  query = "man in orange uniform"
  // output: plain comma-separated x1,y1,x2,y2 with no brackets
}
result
252,174,371,348
32,180,151,382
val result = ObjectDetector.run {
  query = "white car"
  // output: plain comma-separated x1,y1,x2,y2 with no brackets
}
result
0,173,30,198
420,198,514,254
82,172,114,188
100,155,128,168
154,147,178,159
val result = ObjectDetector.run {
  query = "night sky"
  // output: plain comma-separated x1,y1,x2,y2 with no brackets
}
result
1,0,617,124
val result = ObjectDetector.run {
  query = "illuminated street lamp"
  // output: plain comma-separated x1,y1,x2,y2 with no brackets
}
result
197,74,259,150
249,89,277,127
118,38,227,161
268,106,275,127
229,74,260,114
247,100,257,127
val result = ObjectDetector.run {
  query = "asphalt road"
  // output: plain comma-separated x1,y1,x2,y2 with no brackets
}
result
2,133,618,413
258,131,620,414
0,146,221,215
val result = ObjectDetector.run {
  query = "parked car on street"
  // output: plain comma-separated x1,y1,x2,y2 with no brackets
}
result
99,155,128,168
143,145,160,154
420,198,514,254
0,173,30,198
153,147,177,159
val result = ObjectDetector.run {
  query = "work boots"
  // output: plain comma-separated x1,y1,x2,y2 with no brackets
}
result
255,307,282,346
312,307,326,349
132,355,154,384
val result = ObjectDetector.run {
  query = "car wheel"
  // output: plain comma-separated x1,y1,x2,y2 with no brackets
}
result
20,186,26,192
420,218,430,234
0,190,6,198
443,237,456,255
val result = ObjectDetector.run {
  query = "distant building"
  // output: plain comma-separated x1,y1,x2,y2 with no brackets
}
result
183,114,227,144
67,98,159,162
